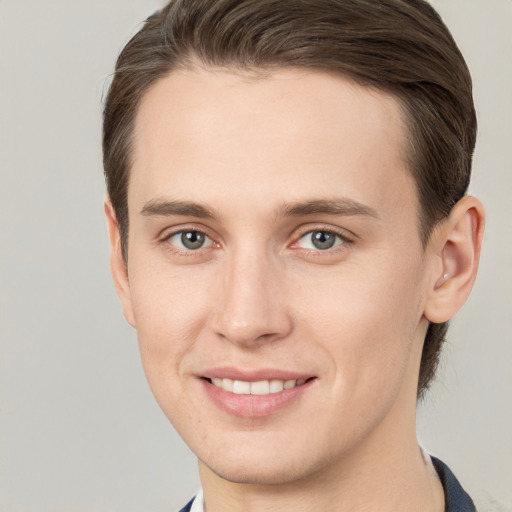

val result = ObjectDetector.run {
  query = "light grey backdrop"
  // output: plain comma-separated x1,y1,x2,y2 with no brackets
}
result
1,1,510,511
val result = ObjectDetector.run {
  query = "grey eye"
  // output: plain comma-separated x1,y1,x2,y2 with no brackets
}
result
311,231,336,249
181,231,206,250
296,230,344,250
167,230,213,251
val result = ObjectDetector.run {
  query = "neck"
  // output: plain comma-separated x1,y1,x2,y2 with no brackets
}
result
198,416,444,512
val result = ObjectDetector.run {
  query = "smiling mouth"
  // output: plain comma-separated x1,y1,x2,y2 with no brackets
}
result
204,377,315,396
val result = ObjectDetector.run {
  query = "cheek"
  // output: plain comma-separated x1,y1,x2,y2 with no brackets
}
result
127,262,214,386
296,256,425,393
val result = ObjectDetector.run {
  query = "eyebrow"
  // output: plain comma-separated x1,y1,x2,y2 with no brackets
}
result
140,199,216,219
140,197,380,220
278,198,380,219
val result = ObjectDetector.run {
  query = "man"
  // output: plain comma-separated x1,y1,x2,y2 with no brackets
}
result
103,1,485,510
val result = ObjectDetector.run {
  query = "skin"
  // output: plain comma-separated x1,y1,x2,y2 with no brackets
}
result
106,68,484,511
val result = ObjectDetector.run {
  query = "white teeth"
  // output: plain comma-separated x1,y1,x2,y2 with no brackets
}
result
269,379,284,393
210,377,308,395
222,378,234,392
233,380,251,394
283,379,296,389
250,380,270,395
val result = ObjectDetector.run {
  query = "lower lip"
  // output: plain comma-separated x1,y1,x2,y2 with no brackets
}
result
201,379,314,418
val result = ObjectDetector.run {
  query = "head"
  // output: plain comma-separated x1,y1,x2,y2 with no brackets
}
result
103,0,484,484
103,0,477,400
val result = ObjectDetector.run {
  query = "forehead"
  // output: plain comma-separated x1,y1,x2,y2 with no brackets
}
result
130,67,416,224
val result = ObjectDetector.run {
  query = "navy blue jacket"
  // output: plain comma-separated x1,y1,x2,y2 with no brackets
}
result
178,456,475,512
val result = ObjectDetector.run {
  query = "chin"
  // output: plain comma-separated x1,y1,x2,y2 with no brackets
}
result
197,437,336,486
204,458,315,486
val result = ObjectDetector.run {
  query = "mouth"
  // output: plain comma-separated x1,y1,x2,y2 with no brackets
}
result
203,376,313,395
199,372,317,418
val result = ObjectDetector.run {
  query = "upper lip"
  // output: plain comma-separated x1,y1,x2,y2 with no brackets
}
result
200,366,315,382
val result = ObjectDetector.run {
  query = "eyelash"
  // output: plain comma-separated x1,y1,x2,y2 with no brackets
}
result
160,225,355,256
161,227,216,256
292,227,354,253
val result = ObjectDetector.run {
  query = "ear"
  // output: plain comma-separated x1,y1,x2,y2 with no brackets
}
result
424,196,485,323
104,199,136,327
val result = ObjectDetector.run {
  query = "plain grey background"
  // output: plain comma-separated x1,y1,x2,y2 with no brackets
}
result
1,1,511,511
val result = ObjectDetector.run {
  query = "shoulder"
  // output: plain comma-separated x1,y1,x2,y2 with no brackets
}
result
431,456,476,512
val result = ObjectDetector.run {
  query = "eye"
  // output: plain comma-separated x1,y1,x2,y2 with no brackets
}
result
296,230,346,250
167,230,213,251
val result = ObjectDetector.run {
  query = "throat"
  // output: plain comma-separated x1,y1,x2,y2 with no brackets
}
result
197,443,447,512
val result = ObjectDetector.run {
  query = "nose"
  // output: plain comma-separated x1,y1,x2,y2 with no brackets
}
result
210,249,293,348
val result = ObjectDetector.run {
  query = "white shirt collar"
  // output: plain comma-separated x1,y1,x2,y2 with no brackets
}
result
190,489,204,512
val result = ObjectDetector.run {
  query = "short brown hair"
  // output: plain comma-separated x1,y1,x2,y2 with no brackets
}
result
103,0,476,398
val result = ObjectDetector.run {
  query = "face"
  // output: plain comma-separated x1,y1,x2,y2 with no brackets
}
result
113,68,435,485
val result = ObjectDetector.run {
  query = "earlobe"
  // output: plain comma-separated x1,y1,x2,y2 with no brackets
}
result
104,200,136,327
424,196,485,324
